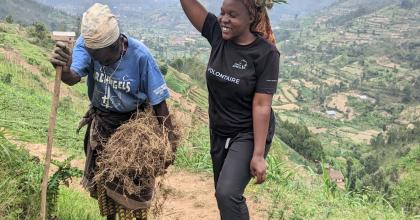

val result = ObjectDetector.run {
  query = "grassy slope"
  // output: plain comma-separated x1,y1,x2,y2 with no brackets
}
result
0,25,87,154
0,132,42,219
0,22,96,219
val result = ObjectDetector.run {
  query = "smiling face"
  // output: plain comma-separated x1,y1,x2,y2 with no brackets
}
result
85,35,123,66
218,0,255,45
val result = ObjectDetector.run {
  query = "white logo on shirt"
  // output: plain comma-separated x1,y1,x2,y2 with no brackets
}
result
94,71,131,93
153,84,168,96
208,67,240,85
232,59,248,70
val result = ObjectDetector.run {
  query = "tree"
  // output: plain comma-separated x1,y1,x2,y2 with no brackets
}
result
402,86,413,103
363,155,379,174
170,58,184,71
159,64,168,76
346,158,356,192
370,133,386,148
5,15,13,23
392,176,420,215
276,119,324,162
387,129,399,144
389,166,399,183
33,22,47,39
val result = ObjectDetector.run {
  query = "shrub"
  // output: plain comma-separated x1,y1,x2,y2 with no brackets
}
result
0,73,12,84
5,15,13,24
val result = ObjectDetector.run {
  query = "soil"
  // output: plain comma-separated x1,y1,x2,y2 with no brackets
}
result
326,93,354,120
308,127,328,134
272,103,300,111
376,56,400,68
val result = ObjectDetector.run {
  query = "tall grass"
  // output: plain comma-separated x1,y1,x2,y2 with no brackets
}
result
0,53,86,154
174,122,212,171
56,187,103,220
0,25,100,219
0,131,42,219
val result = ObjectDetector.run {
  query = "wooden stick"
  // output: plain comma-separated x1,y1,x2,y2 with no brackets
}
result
39,66,62,220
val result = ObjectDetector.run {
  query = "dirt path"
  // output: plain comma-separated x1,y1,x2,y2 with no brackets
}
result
159,169,267,220
12,139,268,220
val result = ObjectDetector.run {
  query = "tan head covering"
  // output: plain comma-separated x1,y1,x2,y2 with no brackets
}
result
81,3,120,49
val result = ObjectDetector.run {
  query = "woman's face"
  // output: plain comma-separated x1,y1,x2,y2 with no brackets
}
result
218,0,254,44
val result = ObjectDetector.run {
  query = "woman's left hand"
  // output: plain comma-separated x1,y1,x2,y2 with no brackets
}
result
250,156,267,184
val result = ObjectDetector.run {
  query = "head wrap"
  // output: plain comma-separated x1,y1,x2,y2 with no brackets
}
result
81,3,120,49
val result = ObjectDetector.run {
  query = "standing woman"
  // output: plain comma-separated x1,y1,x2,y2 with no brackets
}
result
180,0,280,219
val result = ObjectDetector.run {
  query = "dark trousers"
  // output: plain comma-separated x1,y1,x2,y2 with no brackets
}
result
210,123,275,220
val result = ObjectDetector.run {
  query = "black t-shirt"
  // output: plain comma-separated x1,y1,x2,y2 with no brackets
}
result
202,13,280,136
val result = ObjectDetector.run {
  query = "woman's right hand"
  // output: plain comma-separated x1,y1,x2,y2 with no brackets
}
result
50,41,71,71
49,41,81,86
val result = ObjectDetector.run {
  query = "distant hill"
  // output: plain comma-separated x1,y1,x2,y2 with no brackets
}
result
0,0,77,31
34,0,339,27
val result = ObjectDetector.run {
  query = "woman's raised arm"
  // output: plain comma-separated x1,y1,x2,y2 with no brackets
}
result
180,0,209,33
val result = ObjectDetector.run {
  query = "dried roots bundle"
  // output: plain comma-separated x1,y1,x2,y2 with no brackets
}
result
94,108,175,198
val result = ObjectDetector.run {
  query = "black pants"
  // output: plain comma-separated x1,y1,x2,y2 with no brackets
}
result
210,123,275,220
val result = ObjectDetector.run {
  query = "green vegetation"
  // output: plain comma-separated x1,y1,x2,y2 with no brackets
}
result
0,132,42,219
0,131,95,219
0,25,87,152
273,0,420,217
0,55,86,152
0,21,96,219
47,157,83,217
391,147,420,214
177,128,408,219
175,123,212,171
56,188,102,220
170,57,207,89
164,69,191,94
276,118,325,162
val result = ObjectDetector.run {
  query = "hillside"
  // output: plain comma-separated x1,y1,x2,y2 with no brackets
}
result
0,18,414,219
0,0,77,31
32,0,341,62
276,0,419,148
34,0,339,25
274,0,420,214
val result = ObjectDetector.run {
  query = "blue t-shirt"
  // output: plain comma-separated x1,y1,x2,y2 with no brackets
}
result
71,36,169,112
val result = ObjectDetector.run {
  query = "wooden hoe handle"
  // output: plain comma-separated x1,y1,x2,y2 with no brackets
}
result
39,66,63,220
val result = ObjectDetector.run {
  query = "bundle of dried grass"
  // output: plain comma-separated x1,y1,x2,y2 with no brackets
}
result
94,108,176,202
